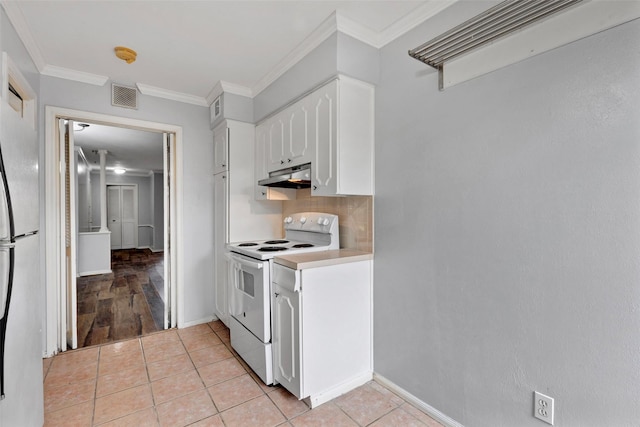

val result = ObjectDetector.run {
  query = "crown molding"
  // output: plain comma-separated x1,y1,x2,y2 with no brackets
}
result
136,83,208,106
252,11,339,97
1,0,46,71
206,80,253,105
41,64,109,86
335,14,380,47
376,0,460,48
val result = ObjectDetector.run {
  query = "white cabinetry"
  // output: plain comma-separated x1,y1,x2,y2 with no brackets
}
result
213,120,282,327
265,97,313,173
213,125,228,175
255,122,296,201
213,171,228,325
309,77,374,197
255,75,374,199
271,260,372,408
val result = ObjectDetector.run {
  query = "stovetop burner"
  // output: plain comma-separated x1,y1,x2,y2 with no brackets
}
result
264,240,289,244
292,243,314,248
238,242,258,247
258,246,289,252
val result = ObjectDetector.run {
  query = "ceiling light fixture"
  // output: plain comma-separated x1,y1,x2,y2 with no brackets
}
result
114,46,137,64
75,123,90,132
113,168,126,175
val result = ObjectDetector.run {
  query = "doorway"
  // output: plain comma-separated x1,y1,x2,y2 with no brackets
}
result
44,107,183,356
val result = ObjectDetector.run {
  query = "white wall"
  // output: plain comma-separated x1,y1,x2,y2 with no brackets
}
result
374,5,640,426
40,76,215,326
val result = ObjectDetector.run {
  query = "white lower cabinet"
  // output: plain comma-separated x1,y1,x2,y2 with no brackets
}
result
271,260,372,408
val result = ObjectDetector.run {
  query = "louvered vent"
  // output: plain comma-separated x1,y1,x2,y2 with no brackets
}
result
112,84,138,109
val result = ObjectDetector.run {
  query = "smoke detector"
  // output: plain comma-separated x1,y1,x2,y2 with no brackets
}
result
114,46,137,64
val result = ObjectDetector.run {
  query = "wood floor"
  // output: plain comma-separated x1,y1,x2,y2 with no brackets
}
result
76,249,165,348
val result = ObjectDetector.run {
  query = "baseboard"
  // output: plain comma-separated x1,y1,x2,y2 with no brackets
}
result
180,316,216,329
137,245,151,250
373,373,464,427
307,371,373,408
78,269,112,277
151,247,164,253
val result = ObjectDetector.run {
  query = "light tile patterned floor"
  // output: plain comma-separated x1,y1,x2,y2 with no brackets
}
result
43,321,443,427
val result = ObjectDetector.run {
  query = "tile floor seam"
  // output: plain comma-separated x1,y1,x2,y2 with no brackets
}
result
264,386,299,423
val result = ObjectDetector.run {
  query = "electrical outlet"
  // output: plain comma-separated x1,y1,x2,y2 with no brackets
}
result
534,391,554,425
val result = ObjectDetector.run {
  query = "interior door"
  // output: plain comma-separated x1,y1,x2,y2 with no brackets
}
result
107,185,137,250
120,186,136,248
61,119,78,350
163,132,177,329
107,186,122,249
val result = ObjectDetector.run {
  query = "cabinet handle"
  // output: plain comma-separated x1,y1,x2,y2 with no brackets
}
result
287,158,292,163
222,163,226,167
261,191,266,196
280,160,284,164
312,185,317,190
274,292,279,298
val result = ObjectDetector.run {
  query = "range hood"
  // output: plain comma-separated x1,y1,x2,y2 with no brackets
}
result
258,163,311,189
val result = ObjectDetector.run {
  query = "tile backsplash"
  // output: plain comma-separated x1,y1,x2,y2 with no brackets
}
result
282,189,373,253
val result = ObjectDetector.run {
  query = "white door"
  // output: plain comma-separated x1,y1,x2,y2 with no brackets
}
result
273,283,302,398
213,172,228,326
107,185,138,250
60,119,78,350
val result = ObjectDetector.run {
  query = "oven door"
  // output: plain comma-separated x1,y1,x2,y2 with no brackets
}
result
227,252,271,343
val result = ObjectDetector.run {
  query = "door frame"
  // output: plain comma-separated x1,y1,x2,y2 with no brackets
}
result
44,106,183,356
106,183,139,250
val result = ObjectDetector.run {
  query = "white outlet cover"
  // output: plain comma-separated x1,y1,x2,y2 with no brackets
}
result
534,391,555,425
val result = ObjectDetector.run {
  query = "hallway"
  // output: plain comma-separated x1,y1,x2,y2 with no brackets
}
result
77,249,165,348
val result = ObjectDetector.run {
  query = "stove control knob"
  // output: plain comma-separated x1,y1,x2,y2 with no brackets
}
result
299,216,307,224
322,218,330,226
284,216,293,224
317,216,324,224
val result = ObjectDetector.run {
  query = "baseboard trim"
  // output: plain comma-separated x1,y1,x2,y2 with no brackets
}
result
78,269,112,277
373,373,464,427
151,247,164,253
307,371,373,408
180,316,216,329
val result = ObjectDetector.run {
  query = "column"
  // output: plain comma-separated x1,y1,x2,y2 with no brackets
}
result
98,149,109,232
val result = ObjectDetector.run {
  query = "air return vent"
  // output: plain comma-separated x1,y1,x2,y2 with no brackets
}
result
112,83,138,109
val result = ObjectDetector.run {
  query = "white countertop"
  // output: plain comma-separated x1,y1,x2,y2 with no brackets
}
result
274,249,373,270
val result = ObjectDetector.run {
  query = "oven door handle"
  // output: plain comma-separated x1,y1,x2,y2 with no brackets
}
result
226,253,265,270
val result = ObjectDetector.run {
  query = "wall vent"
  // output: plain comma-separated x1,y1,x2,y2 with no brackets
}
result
112,84,138,109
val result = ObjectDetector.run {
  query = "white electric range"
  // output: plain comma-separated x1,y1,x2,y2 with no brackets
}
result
226,212,339,384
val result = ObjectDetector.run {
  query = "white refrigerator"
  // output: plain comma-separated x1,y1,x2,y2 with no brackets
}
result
0,101,41,426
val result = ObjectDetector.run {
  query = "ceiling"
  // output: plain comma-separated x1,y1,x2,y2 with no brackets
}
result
6,1,456,172
73,122,163,174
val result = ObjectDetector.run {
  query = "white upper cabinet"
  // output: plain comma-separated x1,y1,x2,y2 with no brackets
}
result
213,125,228,175
265,98,313,172
310,77,374,197
255,75,374,198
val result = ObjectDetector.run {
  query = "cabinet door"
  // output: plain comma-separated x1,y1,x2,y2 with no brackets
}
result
254,123,269,200
310,80,338,196
267,114,286,172
213,125,228,175
284,99,312,167
273,284,302,398
214,172,229,326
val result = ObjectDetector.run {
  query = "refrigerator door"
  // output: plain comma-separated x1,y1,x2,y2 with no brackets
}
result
2,233,43,426
0,102,38,236
0,168,9,242
0,244,10,319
